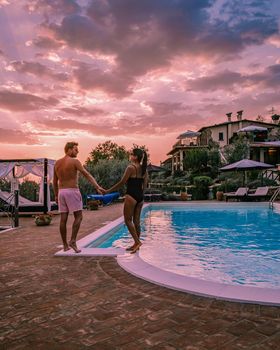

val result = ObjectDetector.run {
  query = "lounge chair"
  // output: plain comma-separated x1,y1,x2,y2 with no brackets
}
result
86,192,120,206
224,187,248,202
247,187,270,201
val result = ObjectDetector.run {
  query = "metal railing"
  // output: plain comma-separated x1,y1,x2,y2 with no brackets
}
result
263,169,280,183
269,186,280,208
0,193,14,229
0,190,19,227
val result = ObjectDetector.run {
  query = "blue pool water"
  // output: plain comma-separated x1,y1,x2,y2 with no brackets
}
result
88,204,280,288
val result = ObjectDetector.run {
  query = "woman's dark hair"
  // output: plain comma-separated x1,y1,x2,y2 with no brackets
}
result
132,148,147,176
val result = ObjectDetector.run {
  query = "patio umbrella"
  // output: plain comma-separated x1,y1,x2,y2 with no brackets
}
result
220,159,273,185
177,130,201,139
220,159,273,172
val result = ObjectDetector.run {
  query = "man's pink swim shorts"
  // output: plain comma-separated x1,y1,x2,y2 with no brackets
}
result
58,188,83,213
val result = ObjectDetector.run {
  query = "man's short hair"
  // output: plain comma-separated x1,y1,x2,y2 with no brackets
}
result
64,142,78,153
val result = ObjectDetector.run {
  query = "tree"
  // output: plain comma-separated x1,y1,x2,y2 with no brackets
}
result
86,141,129,165
223,134,250,163
19,179,39,201
184,149,208,173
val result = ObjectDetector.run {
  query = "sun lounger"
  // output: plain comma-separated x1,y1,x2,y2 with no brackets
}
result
86,192,120,206
247,187,270,201
224,187,248,201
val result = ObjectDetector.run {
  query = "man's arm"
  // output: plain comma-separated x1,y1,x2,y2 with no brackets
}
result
105,166,133,193
75,160,104,193
53,166,59,202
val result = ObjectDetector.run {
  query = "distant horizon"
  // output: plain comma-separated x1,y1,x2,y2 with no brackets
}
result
1,0,280,163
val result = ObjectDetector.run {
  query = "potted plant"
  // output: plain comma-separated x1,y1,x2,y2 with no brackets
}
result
216,190,224,201
180,186,188,201
34,213,53,226
87,200,100,210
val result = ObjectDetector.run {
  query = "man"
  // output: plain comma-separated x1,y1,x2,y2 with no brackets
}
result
53,142,104,253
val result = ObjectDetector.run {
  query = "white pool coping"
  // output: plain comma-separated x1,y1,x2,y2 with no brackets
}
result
55,214,126,257
55,202,280,305
117,253,280,306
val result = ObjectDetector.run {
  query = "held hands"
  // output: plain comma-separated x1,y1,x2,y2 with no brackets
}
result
96,185,112,195
96,186,106,195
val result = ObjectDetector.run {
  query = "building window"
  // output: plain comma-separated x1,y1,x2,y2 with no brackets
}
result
219,132,224,141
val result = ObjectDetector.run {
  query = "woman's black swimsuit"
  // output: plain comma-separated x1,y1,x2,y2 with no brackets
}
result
126,165,144,203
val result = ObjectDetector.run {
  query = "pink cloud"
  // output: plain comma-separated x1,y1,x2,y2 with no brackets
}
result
0,128,40,145
32,36,64,50
10,61,69,81
0,90,59,111
186,64,280,91
72,61,135,97
61,106,105,117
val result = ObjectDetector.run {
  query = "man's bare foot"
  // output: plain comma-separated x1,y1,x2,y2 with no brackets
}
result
130,242,142,254
63,244,70,251
69,241,81,253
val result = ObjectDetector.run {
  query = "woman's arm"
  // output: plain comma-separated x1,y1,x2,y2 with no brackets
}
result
106,166,133,193
143,172,148,191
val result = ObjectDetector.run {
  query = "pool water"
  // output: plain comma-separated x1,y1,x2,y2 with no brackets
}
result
88,204,280,288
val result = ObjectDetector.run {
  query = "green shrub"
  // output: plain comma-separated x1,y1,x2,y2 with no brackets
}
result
192,176,212,200
19,179,39,201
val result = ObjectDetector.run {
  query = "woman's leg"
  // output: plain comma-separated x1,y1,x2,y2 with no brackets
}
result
133,201,144,238
124,196,141,251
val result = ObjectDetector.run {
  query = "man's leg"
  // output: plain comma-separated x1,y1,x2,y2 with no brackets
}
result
69,210,83,253
60,212,69,251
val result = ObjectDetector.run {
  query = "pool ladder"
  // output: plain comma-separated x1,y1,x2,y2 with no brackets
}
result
269,186,280,208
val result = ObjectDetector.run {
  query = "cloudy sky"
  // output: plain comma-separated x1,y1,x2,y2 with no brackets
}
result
0,0,280,163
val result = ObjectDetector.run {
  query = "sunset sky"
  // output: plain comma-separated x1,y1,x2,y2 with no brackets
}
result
0,0,280,164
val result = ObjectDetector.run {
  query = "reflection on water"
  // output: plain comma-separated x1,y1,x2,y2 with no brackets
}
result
96,205,280,288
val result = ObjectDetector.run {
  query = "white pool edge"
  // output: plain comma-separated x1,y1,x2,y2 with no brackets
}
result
117,253,280,306
55,202,280,305
55,214,127,257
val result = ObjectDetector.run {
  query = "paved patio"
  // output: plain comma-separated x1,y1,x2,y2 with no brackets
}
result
1,203,279,349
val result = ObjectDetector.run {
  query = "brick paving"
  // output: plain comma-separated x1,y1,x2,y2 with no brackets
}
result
0,203,279,350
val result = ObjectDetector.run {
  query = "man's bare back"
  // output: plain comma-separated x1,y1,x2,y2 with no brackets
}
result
54,156,79,189
53,142,104,253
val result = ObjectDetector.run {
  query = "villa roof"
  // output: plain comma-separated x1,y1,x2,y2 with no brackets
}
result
198,119,279,132
167,144,208,155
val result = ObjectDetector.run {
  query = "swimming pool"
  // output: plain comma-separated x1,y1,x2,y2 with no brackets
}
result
56,202,280,305
88,203,280,288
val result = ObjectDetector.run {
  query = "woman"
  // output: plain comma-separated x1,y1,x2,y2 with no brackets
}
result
105,148,148,254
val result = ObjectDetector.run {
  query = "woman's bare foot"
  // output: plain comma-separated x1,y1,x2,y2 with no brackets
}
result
130,242,142,254
126,244,136,251
69,241,81,253
63,244,70,251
